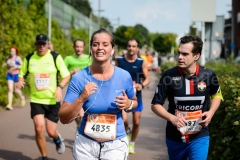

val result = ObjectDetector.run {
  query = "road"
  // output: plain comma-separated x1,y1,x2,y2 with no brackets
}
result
0,71,168,160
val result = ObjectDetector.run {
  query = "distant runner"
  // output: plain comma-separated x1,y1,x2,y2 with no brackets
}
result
64,39,92,127
116,38,150,154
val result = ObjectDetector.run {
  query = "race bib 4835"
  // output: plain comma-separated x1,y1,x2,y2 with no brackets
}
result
84,114,117,142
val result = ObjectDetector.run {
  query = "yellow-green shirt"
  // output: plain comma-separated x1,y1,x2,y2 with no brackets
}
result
64,54,92,72
19,50,70,105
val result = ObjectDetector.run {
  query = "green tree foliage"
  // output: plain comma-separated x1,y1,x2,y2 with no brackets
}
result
51,20,72,57
0,0,35,56
152,33,177,54
70,28,90,54
205,62,240,159
27,0,72,57
208,76,240,160
0,0,73,107
114,25,143,49
134,24,150,46
0,0,35,105
189,25,197,36
100,17,113,32
27,0,48,38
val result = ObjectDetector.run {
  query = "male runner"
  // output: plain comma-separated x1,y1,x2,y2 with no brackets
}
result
17,34,70,160
64,39,92,126
151,36,223,160
64,39,92,76
116,38,150,154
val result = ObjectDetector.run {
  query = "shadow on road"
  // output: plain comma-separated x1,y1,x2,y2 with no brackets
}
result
17,134,74,150
0,149,32,160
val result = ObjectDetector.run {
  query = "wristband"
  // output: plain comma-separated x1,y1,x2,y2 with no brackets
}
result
141,83,145,89
124,100,134,112
57,84,63,89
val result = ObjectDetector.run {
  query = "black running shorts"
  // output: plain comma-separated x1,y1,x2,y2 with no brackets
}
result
30,102,60,123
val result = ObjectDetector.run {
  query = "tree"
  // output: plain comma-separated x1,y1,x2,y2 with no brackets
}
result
134,24,150,46
0,0,36,106
100,17,113,32
114,25,144,49
0,0,35,58
152,33,177,54
70,28,90,54
0,0,74,107
189,25,197,36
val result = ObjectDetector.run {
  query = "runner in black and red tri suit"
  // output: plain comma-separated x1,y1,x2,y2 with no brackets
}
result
151,36,223,160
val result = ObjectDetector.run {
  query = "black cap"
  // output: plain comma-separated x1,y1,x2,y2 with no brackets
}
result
36,34,49,43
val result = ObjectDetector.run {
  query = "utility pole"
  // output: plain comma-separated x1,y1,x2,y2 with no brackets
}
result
98,0,101,27
48,0,52,41
97,0,104,28
89,11,92,51
231,0,235,57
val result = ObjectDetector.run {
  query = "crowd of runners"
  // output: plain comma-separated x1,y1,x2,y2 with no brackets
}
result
3,28,223,160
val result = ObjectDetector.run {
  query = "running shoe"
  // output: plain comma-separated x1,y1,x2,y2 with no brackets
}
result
126,127,131,142
129,143,135,154
20,98,25,107
6,104,13,110
53,133,65,154
42,157,48,160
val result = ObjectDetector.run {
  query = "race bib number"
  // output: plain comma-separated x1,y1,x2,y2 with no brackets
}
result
176,110,202,136
84,114,117,142
34,73,50,90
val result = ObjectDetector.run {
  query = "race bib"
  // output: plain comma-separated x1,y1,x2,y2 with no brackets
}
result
34,73,50,90
176,110,202,136
133,81,136,95
84,114,117,142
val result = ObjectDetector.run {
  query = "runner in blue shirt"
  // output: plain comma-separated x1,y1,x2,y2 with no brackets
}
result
59,28,138,160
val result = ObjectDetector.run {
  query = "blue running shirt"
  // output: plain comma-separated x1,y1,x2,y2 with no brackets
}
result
117,56,144,102
64,66,135,141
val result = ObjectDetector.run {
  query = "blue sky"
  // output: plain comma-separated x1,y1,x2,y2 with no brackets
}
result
90,0,232,36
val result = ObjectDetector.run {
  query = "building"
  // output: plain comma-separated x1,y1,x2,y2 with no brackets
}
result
232,0,240,57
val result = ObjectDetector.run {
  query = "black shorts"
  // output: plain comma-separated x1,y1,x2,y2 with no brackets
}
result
30,102,60,123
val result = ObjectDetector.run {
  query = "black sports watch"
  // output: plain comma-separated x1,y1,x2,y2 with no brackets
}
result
57,84,63,89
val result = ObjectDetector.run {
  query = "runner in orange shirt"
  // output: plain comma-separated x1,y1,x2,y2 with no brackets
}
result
145,50,153,71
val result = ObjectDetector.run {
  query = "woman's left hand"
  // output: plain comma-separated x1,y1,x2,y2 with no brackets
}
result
115,90,130,110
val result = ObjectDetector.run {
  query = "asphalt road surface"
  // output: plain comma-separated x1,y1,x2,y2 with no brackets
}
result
0,71,168,160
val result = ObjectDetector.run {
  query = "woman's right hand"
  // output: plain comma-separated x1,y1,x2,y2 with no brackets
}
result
80,82,98,101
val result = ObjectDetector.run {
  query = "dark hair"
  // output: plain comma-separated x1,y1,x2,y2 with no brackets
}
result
179,36,203,55
90,28,115,47
73,39,85,47
127,38,140,48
